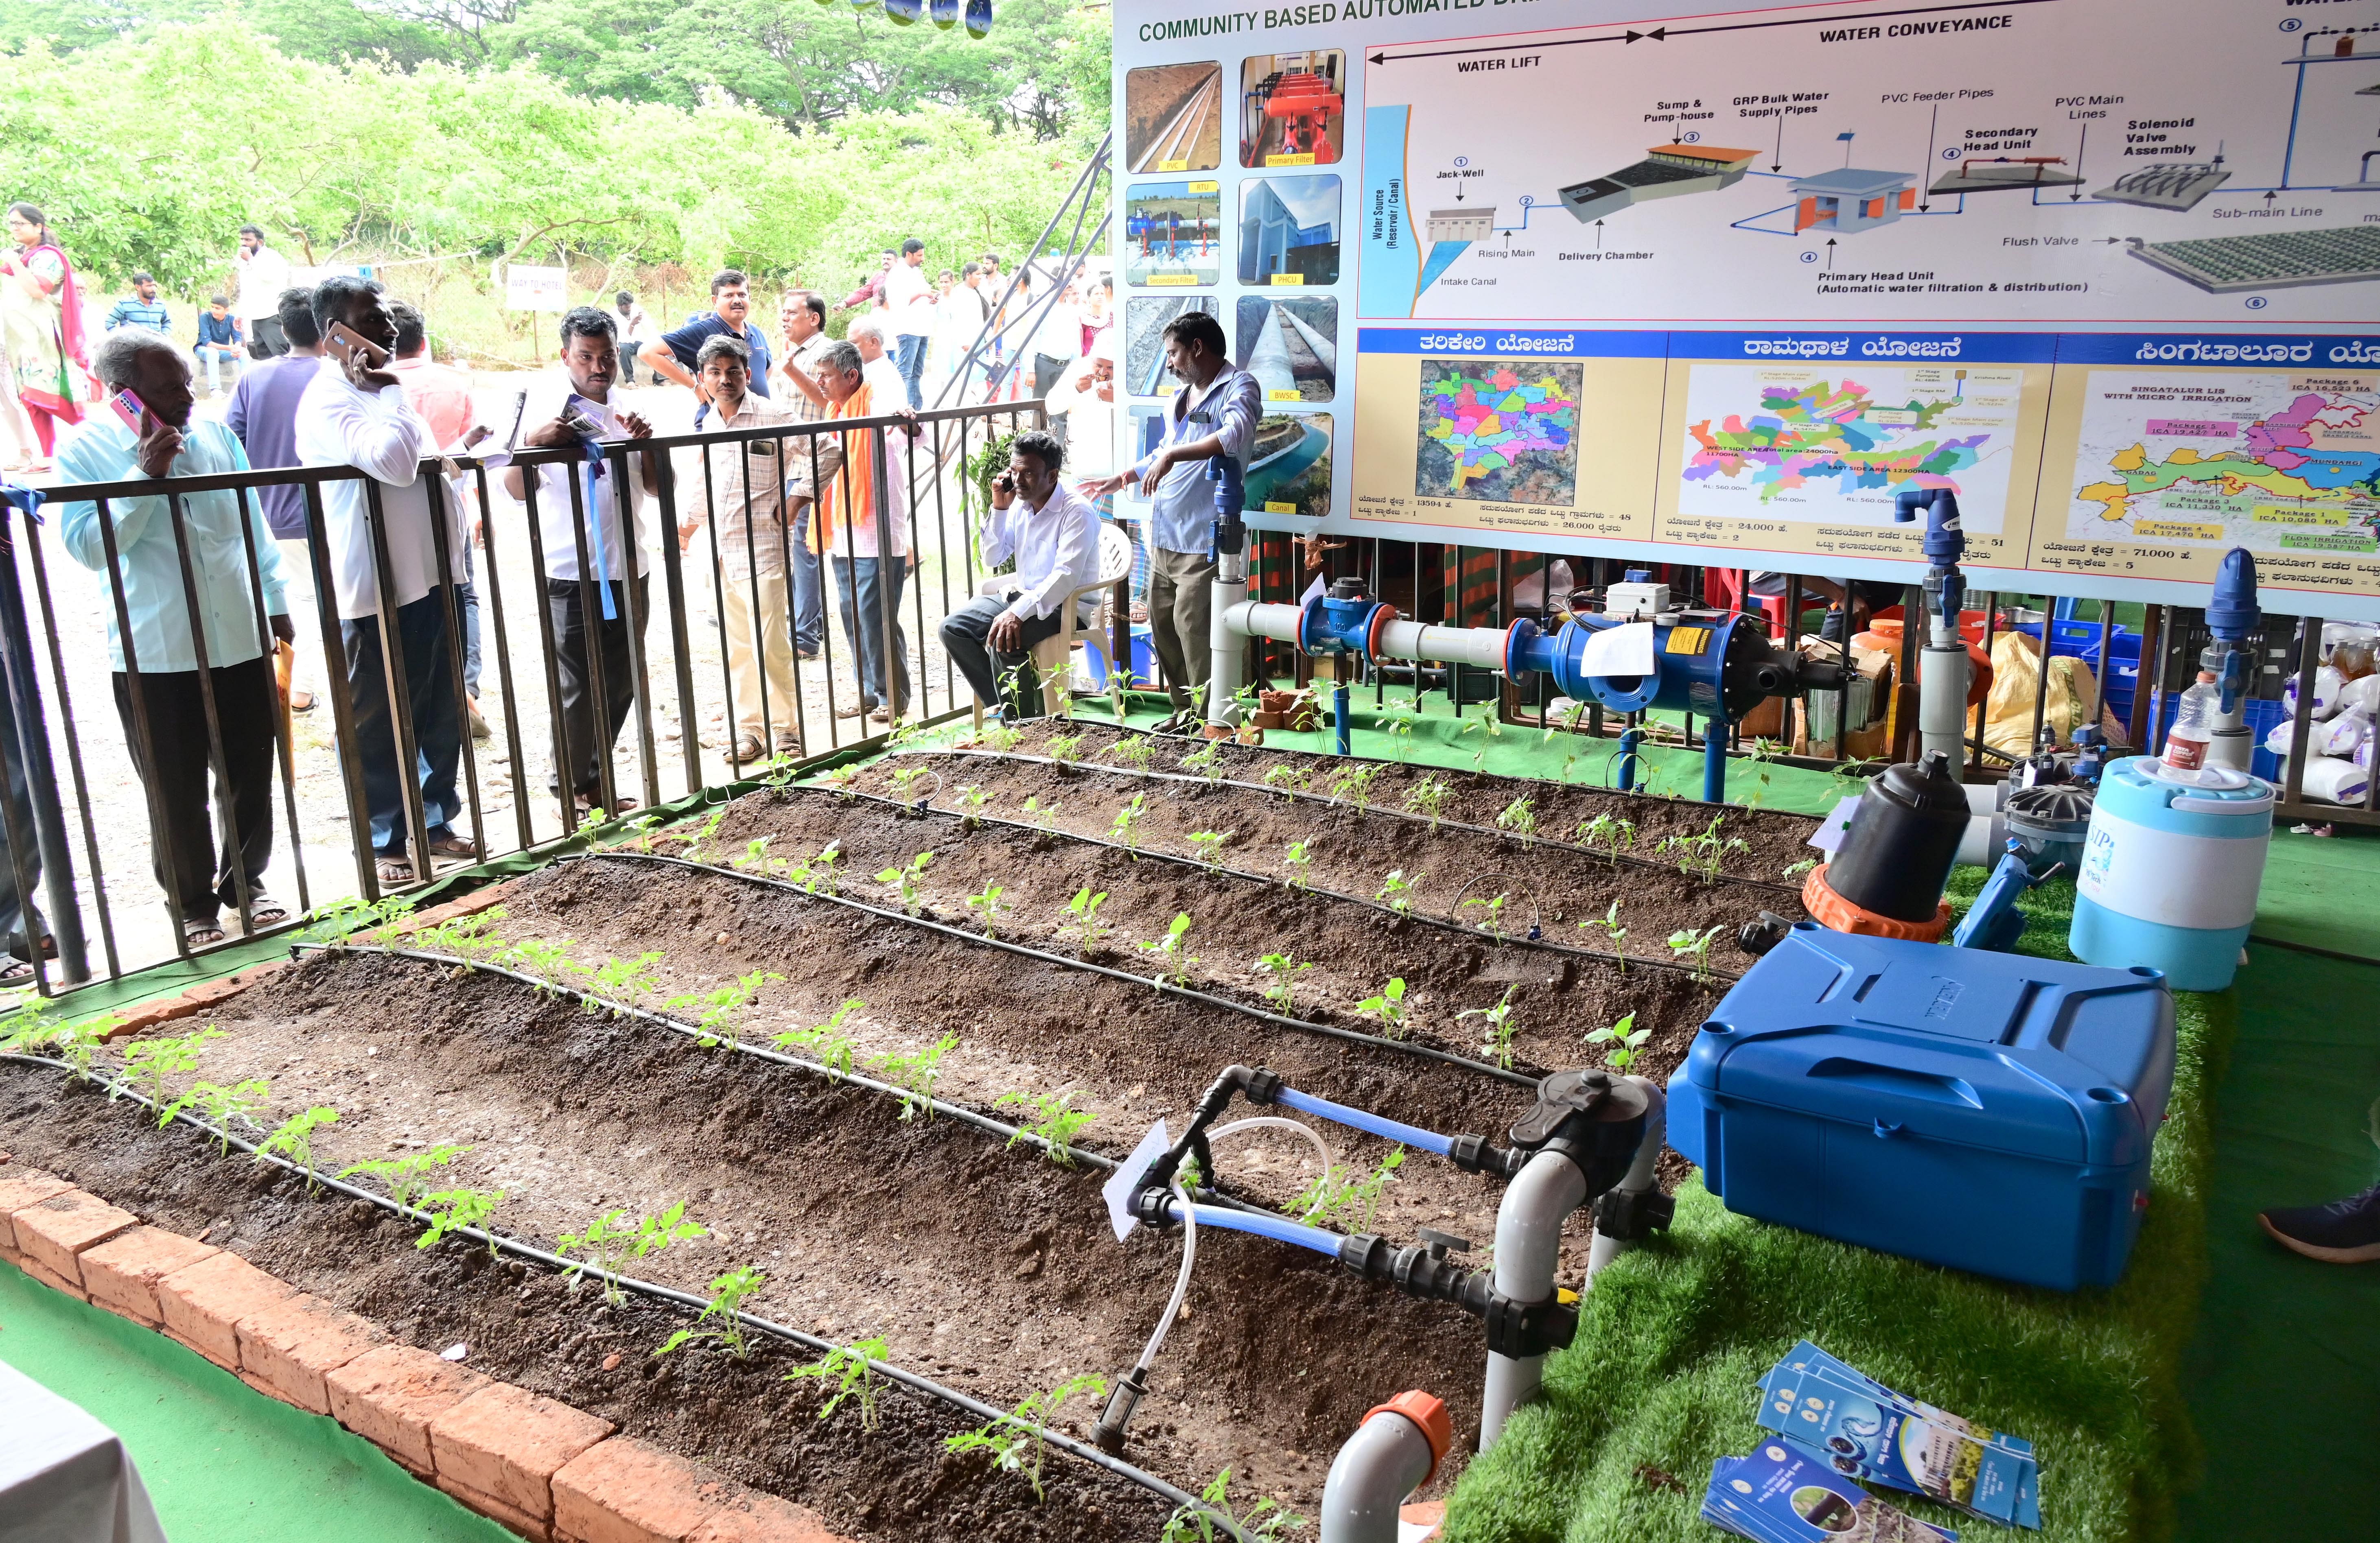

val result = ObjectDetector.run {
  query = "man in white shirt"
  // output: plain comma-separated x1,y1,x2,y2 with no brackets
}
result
294,275,479,883
232,225,291,356
938,430,1099,718
501,306,662,814
769,291,833,660
882,237,935,410
845,315,906,407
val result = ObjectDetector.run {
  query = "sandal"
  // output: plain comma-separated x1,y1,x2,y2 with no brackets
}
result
426,835,480,861
0,957,34,986
375,855,416,885
728,733,766,764
289,689,316,713
182,918,227,948
834,702,868,719
245,895,290,929
573,791,640,816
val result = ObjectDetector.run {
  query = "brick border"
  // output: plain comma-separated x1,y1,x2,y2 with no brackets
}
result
1,1163,849,1543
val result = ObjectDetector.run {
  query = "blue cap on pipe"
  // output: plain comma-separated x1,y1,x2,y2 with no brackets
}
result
2208,548,2259,643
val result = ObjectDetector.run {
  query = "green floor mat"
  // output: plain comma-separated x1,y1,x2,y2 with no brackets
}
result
0,1261,509,1543
2249,824,2380,965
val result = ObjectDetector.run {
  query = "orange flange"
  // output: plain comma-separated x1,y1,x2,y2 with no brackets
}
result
1366,1390,1453,1486
1800,863,1951,942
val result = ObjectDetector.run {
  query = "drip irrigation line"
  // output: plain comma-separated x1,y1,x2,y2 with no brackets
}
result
0,1052,1239,1537
562,850,1541,1089
773,780,1737,985
888,742,1809,899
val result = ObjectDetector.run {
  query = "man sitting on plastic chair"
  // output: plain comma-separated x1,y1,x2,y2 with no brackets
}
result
941,429,1099,720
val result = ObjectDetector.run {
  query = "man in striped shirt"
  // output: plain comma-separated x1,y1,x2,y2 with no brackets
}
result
103,272,171,335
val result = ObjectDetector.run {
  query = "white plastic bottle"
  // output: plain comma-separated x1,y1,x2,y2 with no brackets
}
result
2162,670,2218,772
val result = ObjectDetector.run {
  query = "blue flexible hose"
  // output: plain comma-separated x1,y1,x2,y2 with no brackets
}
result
1275,1087,1457,1157
1170,1200,1343,1258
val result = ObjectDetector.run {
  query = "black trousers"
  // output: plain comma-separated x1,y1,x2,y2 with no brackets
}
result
548,575,648,797
939,594,1063,717
249,315,288,358
113,656,277,925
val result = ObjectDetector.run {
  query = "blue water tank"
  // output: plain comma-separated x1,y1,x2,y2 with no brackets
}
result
2069,756,2271,991
1667,926,2175,1291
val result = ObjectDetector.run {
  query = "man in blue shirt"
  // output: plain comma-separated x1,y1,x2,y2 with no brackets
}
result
637,269,771,425
1084,309,1258,725
56,331,293,949
103,272,171,335
193,295,243,397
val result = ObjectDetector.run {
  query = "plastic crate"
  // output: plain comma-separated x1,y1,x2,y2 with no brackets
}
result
2144,692,2289,782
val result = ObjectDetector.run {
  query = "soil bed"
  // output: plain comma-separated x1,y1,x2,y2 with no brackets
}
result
58,945,1507,1514
0,1061,1171,1542
978,718,1825,881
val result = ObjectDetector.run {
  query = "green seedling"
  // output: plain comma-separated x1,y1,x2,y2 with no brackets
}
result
254,1103,339,1184
1376,868,1423,916
996,1088,1096,1165
1660,815,1748,884
1105,736,1156,769
1021,796,1061,835
666,970,782,1048
1579,899,1628,973
822,764,862,801
1741,736,1783,808
1354,977,1409,1040
1139,912,1197,986
944,1374,1108,1503
1461,892,1513,943
1584,1012,1649,1070
656,1265,766,1359
1109,793,1148,855
1328,761,1383,810
772,997,864,1079
1668,925,1724,982
558,1200,708,1305
784,1336,891,1430
1577,812,1636,863
979,719,1024,752
872,1033,957,1120
1289,1146,1405,1231
1495,796,1538,839
165,1078,270,1153
678,802,732,863
1162,1467,1306,1543
1254,951,1310,1014
1179,739,1225,784
117,1027,223,1108
964,883,1011,938
1061,887,1111,947
584,950,664,1003
955,784,993,829
1282,838,1315,890
415,1187,504,1255
504,937,577,994
618,814,666,852
0,1010,109,1083
1402,773,1455,830
1460,985,1521,1070
1186,829,1233,870
788,839,844,896
416,905,509,960
1783,857,1818,881
888,764,932,803
1044,731,1085,765
1259,763,1308,795
363,893,420,944
339,1144,473,1207
875,851,934,915
1386,712,1416,765
734,835,776,874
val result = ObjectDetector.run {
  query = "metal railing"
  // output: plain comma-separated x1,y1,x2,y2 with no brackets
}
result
0,396,1099,996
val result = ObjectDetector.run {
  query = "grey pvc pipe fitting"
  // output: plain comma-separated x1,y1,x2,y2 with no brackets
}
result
1479,1147,1590,1448
1319,1392,1449,1543
1586,1075,1667,1281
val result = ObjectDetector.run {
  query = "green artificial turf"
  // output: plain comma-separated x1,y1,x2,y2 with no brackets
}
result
1439,871,2233,1543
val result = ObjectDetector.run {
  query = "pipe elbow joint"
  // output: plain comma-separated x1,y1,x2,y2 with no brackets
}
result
1590,1185,1676,1242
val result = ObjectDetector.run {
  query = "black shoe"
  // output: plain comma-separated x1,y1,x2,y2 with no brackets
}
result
2260,1182,2380,1263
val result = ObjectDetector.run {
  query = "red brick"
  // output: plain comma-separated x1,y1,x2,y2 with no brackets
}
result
1402,1500,1446,1539
430,1382,615,1523
553,1438,722,1543
437,1473,553,1543
18,1255,83,1298
12,1190,140,1286
235,1293,388,1413
155,1251,295,1370
80,1227,219,1327
328,1344,493,1475
0,1168,74,1257
687,1489,847,1543
106,962,285,1038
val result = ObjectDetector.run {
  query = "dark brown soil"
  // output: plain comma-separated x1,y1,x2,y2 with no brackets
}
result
974,718,1826,882
64,945,1502,1517
827,755,1801,970
0,1065,1172,1542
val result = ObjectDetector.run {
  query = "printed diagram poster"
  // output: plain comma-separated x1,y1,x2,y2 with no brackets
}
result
1417,358,1584,506
1240,50,1346,167
1126,180,1223,287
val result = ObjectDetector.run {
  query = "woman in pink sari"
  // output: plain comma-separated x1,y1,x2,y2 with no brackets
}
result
2,202,90,470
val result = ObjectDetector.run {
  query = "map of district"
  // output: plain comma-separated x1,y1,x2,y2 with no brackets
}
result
1676,365,2025,528
1416,359,1582,506
2069,372,2380,557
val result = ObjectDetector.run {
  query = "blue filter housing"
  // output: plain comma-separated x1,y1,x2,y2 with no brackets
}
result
2070,756,2272,992
1667,925,2176,1291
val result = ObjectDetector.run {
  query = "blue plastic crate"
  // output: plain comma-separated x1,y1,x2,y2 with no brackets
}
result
2014,621,2140,726
1667,925,2176,1291
2143,692,2289,781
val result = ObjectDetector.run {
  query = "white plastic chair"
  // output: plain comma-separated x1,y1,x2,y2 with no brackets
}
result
972,521,1135,728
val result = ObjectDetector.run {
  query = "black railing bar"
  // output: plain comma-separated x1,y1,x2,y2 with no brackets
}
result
358,480,438,884
470,463,538,854
871,420,903,729
736,440,778,761
17,508,118,979
422,473,492,876
607,442,661,814
0,516,61,992
516,467,582,844
648,443,706,800
559,437,620,822
776,432,814,760
296,481,383,906
86,493,190,964
230,483,312,919
762,435,802,759
158,486,259,941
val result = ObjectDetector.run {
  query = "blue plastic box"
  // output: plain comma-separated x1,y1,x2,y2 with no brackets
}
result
1667,926,2176,1291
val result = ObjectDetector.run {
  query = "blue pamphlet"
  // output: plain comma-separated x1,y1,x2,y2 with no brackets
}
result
1702,1445,1958,1542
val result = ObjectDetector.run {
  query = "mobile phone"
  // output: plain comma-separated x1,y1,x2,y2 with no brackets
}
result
502,389,529,453
108,388,147,433
323,321,389,372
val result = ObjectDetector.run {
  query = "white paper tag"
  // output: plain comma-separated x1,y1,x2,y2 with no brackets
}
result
1579,621,1656,678
1103,1119,1171,1241
1811,793,1861,853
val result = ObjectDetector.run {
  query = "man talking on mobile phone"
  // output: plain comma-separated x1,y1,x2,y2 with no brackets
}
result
55,331,294,949
938,429,1098,720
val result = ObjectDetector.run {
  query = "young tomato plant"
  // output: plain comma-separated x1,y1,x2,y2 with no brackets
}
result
1178,739,1225,785
772,997,864,1080
1259,762,1308,796
964,883,1011,938
873,1034,957,1119
1186,829,1233,870
1660,815,1748,884
1577,812,1636,864
666,970,782,1047
1139,912,1197,986
1253,951,1311,1014
1289,1147,1404,1230
1327,761,1383,810
887,764,933,804
1584,1012,1649,1070
655,1265,766,1359
1282,838,1315,890
733,835,776,874
559,1202,709,1304
1354,977,1410,1040
1495,796,1538,839
339,1144,473,1206
1020,795,1061,835
954,784,993,829
1579,899,1628,972
253,1103,337,1182
1460,985,1522,1069
1163,1468,1305,1543
1376,868,1423,916
943,1374,1108,1503
1402,773,1455,830
416,1188,505,1255
1783,857,1818,881
504,936,578,995
1043,731,1085,765
1109,792,1148,856
584,950,664,1003
1105,736,1156,770
0,1011,109,1084
166,1079,271,1154
1061,887,1111,948
117,1027,223,1109
1667,925,1725,982
874,851,935,915
1461,892,1513,943
1740,736,1783,809
784,1336,891,1430
996,1088,1097,1166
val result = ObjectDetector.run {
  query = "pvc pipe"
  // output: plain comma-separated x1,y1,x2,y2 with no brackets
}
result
1246,305,1298,400
1586,1076,1666,1281
1918,643,1969,763
1167,1198,1345,1257
1378,619,1509,673
1276,1087,1457,1157
1208,571,1251,726
1480,1149,1590,1447
1230,599,1302,644
1333,678,1352,756
1319,1407,1437,1543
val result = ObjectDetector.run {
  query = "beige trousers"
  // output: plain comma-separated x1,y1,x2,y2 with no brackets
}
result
722,570,802,743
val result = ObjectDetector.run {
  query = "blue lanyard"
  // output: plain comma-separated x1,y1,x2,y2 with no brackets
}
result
573,431,617,621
